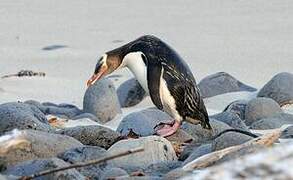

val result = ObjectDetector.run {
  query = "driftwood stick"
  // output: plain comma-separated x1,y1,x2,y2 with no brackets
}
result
182,128,282,171
19,147,144,180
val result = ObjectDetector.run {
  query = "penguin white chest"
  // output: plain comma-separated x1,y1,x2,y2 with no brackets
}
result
159,68,182,121
121,52,149,94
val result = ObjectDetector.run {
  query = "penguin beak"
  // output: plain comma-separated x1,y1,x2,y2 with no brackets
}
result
87,64,108,87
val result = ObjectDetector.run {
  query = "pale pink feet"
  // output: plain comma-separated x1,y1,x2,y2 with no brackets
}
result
154,121,181,137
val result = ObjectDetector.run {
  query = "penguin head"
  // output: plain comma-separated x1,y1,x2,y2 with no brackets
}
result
87,35,159,86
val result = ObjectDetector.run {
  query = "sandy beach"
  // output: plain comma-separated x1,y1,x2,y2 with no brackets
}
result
1,0,292,112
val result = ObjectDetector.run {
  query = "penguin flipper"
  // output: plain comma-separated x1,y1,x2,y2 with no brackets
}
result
147,63,163,110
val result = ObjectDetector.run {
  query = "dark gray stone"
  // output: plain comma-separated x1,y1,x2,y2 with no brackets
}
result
1,129,83,166
198,72,256,98
0,102,52,135
117,108,173,137
100,167,129,180
181,119,232,143
117,78,147,107
144,161,182,177
211,132,253,151
83,78,121,123
58,146,107,179
178,142,202,161
25,100,84,119
245,98,282,126
250,113,293,130
211,111,249,131
223,100,248,120
59,125,121,149
258,72,293,106
182,144,212,165
4,158,85,180
281,126,293,139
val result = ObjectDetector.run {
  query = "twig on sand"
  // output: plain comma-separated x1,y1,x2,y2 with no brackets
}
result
182,128,283,171
1,70,45,79
19,147,144,180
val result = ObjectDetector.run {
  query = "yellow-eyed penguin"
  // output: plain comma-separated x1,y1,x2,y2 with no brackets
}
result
87,35,212,137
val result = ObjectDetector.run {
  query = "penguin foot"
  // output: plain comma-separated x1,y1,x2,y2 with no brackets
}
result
154,121,180,137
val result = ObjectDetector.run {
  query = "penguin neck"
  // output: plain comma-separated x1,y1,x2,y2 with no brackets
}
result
122,52,149,94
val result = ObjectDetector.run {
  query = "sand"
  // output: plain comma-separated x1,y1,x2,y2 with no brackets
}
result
0,0,293,129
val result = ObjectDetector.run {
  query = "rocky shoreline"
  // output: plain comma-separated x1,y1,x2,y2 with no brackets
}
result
1,72,293,179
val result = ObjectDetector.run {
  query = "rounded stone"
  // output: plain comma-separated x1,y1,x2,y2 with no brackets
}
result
0,102,52,135
258,72,293,106
198,72,256,98
107,136,177,169
59,125,121,149
117,78,146,107
211,132,253,151
223,100,248,120
245,97,282,126
83,78,121,123
117,108,173,137
211,111,249,131
250,113,293,130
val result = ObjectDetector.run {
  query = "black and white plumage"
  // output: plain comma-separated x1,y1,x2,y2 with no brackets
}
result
87,35,212,136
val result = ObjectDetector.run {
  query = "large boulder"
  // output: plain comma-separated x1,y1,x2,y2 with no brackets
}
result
258,72,293,106
0,102,52,135
58,146,107,179
181,119,232,143
117,108,173,137
143,161,182,177
250,113,293,130
83,78,121,123
245,97,282,126
198,72,256,98
107,136,177,169
211,111,249,131
117,78,147,107
59,125,121,149
4,158,85,180
0,129,83,166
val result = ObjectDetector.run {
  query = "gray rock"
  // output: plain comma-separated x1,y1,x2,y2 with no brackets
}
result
117,108,173,137
100,167,129,180
58,146,107,179
258,72,293,106
211,132,253,151
250,113,293,130
198,72,256,98
107,136,177,169
1,129,83,166
223,100,248,120
165,129,194,144
83,78,121,123
70,113,99,121
182,144,212,165
0,102,52,135
117,78,147,107
281,125,293,139
211,111,249,131
245,97,282,126
181,119,232,143
4,157,85,180
25,100,84,119
59,125,121,149
178,142,202,161
144,161,182,177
